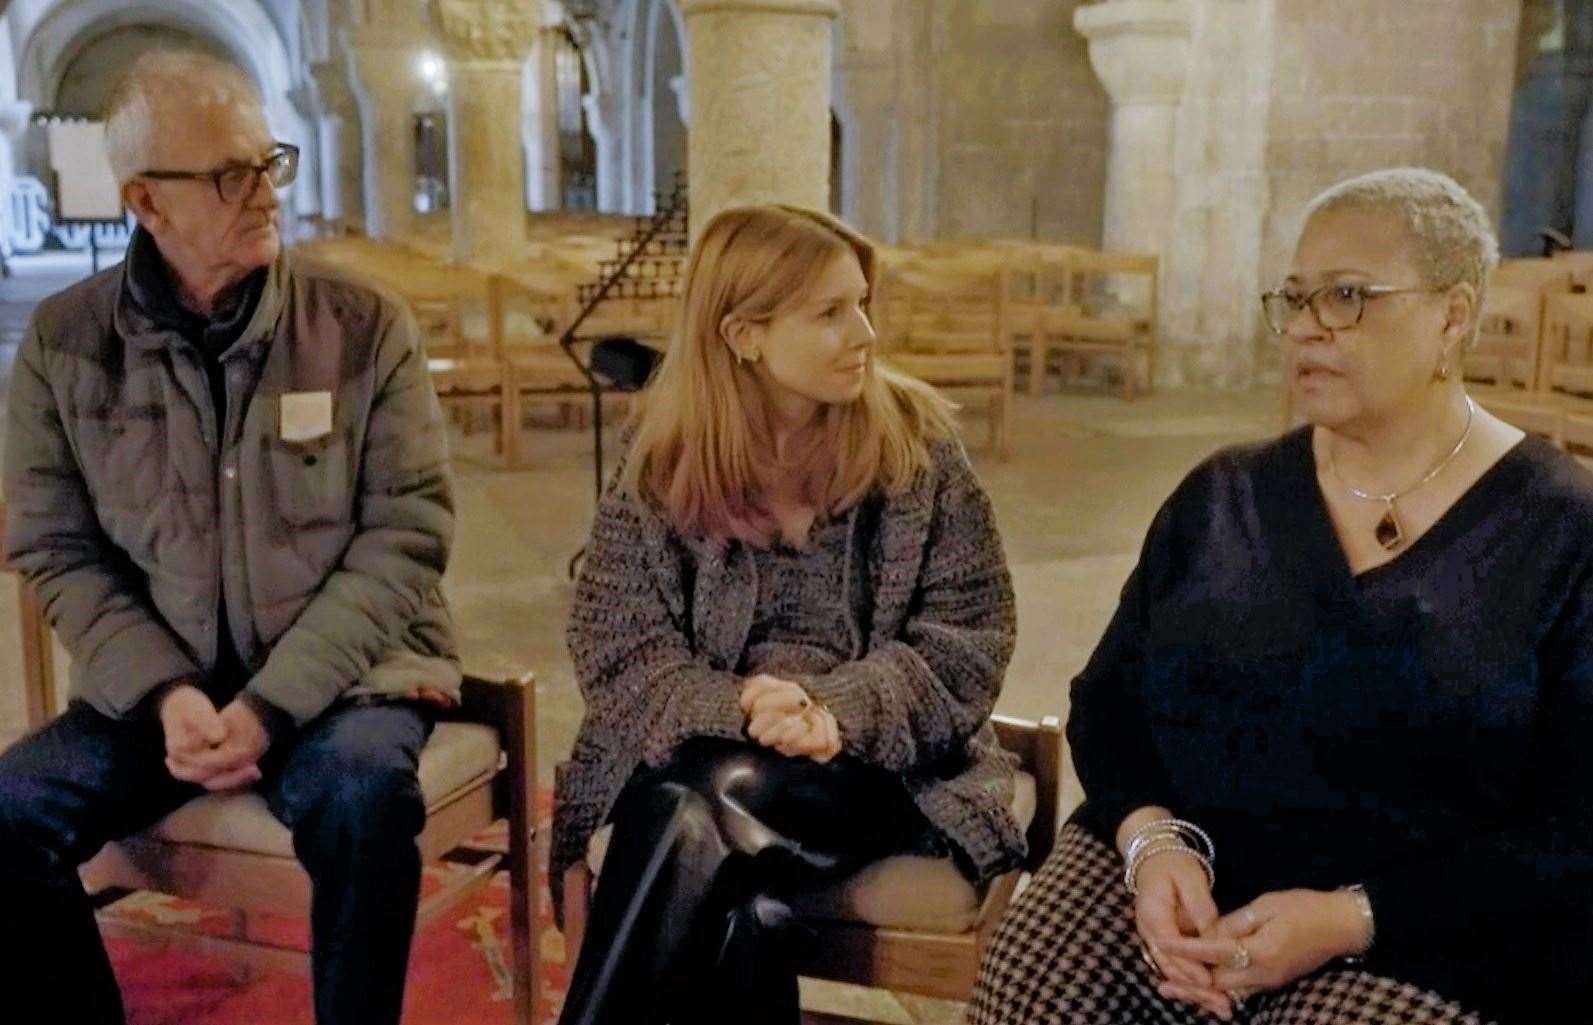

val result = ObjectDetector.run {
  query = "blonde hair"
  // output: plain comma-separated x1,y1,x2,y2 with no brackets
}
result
622,204,957,544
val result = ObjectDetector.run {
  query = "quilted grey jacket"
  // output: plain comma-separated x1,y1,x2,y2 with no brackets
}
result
2,234,459,724
551,437,1027,916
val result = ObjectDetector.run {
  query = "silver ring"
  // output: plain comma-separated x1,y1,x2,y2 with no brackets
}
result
1229,940,1251,971
1137,939,1164,980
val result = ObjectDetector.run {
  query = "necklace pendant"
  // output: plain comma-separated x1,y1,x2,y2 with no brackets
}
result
1374,503,1404,550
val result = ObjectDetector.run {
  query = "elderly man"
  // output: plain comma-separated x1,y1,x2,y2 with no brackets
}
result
0,51,457,1025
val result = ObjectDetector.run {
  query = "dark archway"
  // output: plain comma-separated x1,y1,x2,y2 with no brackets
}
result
54,23,236,117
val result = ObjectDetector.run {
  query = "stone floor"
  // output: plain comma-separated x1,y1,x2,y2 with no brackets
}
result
0,257,1283,1023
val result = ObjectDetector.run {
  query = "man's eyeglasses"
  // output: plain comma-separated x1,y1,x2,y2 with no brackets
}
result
139,143,299,204
1259,282,1443,336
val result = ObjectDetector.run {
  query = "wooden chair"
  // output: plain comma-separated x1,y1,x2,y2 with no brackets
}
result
1040,251,1159,400
297,239,523,468
561,713,1064,1006
1492,257,1576,294
1,497,540,1023
0,500,56,727
874,259,1014,457
1003,251,1085,396
1540,292,1593,397
488,273,598,428
1464,285,1543,391
1476,392,1565,446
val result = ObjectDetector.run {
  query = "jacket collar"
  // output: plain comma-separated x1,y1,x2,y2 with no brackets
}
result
114,226,285,358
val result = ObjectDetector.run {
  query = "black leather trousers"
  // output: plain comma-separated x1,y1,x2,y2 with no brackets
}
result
557,738,929,1025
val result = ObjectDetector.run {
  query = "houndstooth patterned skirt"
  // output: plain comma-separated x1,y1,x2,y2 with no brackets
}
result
968,824,1495,1025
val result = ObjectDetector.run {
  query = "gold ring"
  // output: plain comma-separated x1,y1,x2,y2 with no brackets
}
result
1229,941,1251,971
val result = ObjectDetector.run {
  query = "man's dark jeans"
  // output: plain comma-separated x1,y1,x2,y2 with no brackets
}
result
0,698,432,1025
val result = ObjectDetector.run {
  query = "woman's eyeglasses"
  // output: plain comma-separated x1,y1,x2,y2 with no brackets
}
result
1260,281,1442,336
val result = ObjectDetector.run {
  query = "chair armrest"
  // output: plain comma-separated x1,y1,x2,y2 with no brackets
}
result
446,671,536,847
991,713,1065,871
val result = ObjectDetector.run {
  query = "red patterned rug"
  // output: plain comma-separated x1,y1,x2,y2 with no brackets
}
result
102,790,569,1025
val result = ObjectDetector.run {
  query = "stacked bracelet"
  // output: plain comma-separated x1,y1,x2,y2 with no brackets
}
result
1123,818,1216,895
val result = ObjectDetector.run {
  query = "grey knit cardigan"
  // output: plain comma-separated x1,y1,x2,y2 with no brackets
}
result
550,437,1027,916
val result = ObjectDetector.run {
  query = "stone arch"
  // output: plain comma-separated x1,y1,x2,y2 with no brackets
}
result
14,0,312,209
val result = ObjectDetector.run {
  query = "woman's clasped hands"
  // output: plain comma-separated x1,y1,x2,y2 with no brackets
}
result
739,673,842,763
1136,848,1373,1021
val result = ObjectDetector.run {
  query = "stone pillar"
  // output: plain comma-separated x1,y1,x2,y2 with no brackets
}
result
0,100,33,261
585,90,623,214
344,25,425,240
681,0,841,235
433,0,539,265
1074,0,1193,255
524,28,563,212
310,59,360,225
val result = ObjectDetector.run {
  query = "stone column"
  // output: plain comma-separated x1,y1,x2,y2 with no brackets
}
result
0,100,33,261
523,28,563,212
433,0,539,265
344,24,426,240
1074,0,1193,255
309,59,361,225
681,0,841,235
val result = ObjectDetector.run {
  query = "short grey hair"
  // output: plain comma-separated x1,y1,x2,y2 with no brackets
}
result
103,50,263,184
1302,168,1500,348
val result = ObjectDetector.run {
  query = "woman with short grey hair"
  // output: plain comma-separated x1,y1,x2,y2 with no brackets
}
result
970,168,1593,1025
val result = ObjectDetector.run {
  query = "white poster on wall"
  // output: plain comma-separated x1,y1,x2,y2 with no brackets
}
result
47,119,122,221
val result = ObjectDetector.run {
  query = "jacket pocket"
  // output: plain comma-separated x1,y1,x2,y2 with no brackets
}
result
268,431,353,528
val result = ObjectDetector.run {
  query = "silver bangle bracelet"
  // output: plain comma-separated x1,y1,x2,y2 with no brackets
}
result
1124,818,1215,867
1126,842,1214,896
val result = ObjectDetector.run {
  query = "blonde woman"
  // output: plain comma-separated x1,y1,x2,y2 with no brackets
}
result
550,205,1026,1025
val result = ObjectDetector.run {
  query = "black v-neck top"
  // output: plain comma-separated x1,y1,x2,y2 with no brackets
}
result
1068,427,1593,1022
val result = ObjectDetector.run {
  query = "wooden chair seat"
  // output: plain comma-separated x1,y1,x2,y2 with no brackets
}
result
506,350,592,392
887,352,1009,385
104,723,501,861
584,771,1036,937
561,714,1062,1003
0,500,541,1023
1045,310,1151,343
1475,391,1567,445
1551,364,1593,396
428,355,509,396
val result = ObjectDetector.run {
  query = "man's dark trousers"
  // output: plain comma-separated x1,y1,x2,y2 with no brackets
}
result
0,695,432,1025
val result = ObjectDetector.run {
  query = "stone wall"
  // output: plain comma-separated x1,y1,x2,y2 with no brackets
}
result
836,0,1108,245
1260,0,1519,285
928,0,1108,243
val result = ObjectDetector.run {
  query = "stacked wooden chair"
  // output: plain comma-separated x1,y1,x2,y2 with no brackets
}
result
873,256,1014,456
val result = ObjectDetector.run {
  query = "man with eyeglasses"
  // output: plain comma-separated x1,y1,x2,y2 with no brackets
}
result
0,50,457,1025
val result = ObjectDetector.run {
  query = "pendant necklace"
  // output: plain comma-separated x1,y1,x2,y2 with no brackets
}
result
1327,396,1475,551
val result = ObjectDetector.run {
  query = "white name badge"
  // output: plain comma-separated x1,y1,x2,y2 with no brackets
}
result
280,391,333,442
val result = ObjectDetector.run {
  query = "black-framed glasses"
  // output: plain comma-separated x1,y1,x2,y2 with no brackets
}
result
139,143,299,204
1260,282,1443,336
